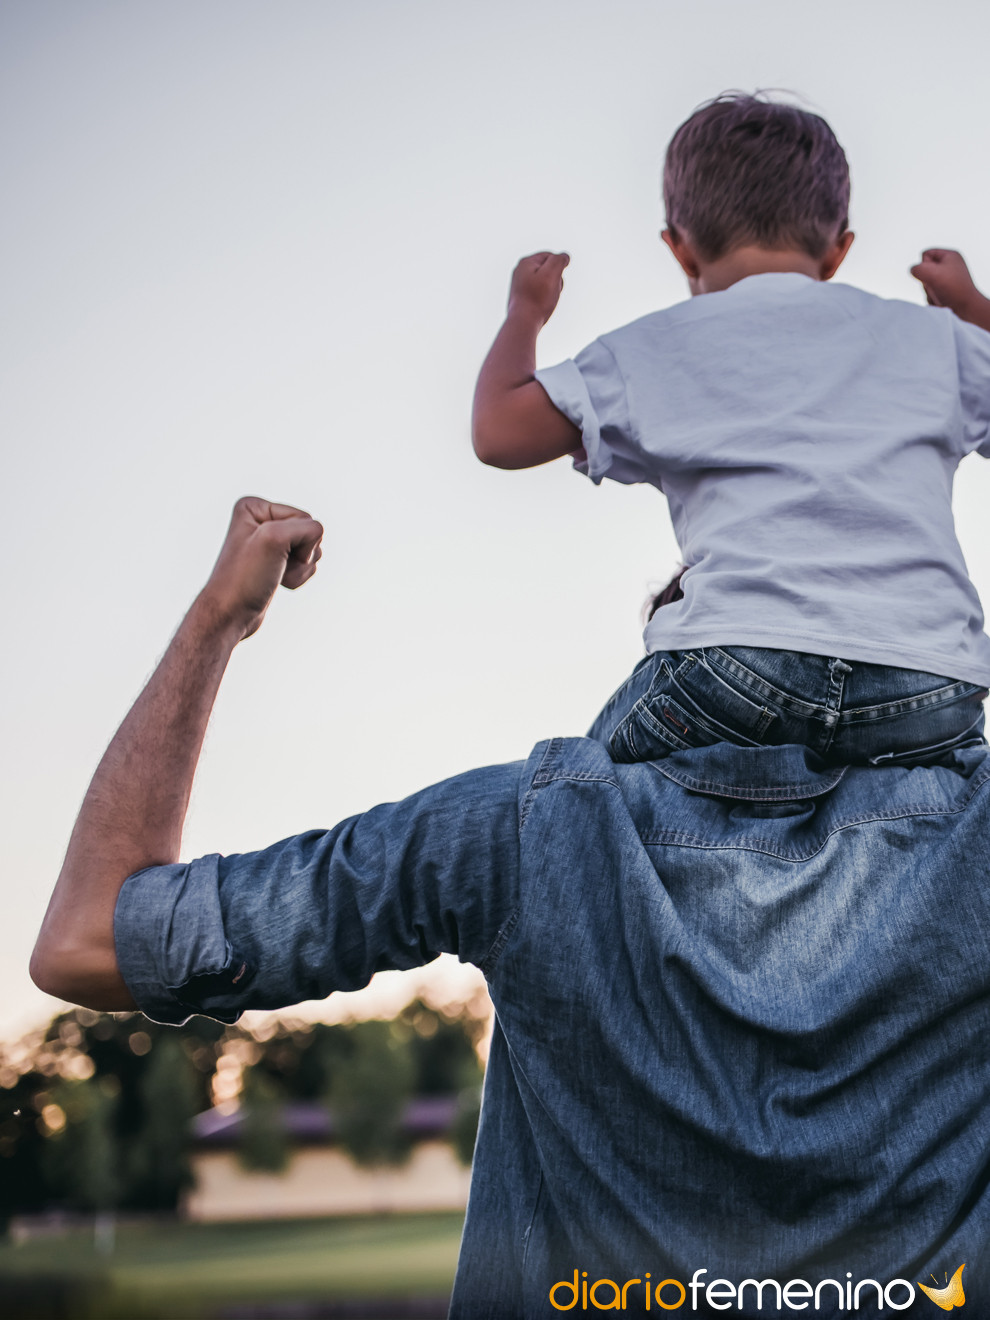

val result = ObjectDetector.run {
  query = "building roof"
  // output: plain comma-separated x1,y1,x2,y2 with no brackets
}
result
192,1095,461,1146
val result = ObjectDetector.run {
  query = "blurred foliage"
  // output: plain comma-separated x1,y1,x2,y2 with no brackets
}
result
0,1009,223,1224
449,1085,482,1168
243,998,485,1167
238,1064,289,1172
326,1018,417,1167
42,1076,119,1212
0,997,488,1224
130,1032,202,1208
397,998,485,1097
248,999,484,1099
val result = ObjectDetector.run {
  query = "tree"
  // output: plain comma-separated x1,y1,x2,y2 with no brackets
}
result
397,1000,484,1165
326,1020,416,1167
238,1065,290,1173
398,999,484,1095
0,1008,225,1220
0,1069,51,1224
129,1032,200,1208
449,1084,482,1167
41,1076,120,1214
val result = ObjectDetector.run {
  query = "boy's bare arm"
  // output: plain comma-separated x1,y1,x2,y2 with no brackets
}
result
472,252,582,468
910,249,990,332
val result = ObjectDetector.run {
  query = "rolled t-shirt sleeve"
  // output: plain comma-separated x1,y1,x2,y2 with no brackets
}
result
114,761,524,1025
953,315,990,456
536,338,648,486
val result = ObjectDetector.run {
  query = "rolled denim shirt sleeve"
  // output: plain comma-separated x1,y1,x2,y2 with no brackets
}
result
114,760,525,1025
535,338,643,485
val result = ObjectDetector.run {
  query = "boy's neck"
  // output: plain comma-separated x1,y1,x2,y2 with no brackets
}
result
662,228,855,297
693,245,825,295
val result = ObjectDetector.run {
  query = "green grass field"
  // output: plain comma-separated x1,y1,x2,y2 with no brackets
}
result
0,1211,465,1319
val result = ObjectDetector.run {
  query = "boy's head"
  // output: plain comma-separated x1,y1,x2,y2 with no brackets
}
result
663,93,850,262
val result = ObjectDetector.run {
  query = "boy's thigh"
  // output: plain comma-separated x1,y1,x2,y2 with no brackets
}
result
833,668,988,765
586,654,661,743
601,649,777,762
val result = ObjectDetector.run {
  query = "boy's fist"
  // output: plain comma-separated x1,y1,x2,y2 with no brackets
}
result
508,251,570,326
910,249,979,314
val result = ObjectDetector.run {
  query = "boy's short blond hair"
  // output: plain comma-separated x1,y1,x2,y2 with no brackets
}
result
663,92,850,261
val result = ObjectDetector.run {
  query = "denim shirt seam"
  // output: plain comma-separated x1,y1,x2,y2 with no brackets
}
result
479,907,521,979
642,791,990,860
651,770,846,802
504,738,619,979
530,737,566,785
524,744,624,825
540,770,624,786
520,1169,546,1273
521,738,564,826
477,749,549,979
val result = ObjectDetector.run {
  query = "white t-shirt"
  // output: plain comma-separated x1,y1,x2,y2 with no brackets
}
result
535,272,990,684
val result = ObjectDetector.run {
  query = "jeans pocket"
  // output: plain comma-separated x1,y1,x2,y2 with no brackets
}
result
608,692,725,763
604,649,781,763
677,652,779,738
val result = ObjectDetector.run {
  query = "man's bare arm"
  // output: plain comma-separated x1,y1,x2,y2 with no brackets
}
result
472,251,582,469
30,497,323,1011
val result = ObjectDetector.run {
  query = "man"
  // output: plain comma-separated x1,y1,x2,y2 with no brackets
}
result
32,498,990,1318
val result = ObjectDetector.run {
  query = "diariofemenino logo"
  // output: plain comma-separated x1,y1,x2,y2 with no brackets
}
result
548,1263,966,1311
918,1264,966,1312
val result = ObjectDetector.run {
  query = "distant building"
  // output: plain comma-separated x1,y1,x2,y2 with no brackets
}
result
186,1098,471,1221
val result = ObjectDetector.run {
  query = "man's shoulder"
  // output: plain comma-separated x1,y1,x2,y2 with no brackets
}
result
527,736,623,785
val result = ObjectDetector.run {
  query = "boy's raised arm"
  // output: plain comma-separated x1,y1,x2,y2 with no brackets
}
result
472,251,582,469
910,249,990,333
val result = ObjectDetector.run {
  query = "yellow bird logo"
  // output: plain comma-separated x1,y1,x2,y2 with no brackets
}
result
918,1263,966,1311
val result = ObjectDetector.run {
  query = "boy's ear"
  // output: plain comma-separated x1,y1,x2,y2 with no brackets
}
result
661,227,702,281
820,229,855,280
661,227,704,295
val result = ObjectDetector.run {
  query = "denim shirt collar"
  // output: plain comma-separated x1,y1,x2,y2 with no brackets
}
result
651,742,847,802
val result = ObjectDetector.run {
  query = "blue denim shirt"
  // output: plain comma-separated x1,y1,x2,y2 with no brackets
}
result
115,739,990,1318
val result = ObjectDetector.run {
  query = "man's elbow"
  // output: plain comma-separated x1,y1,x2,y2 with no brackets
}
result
30,936,135,1012
30,935,81,1002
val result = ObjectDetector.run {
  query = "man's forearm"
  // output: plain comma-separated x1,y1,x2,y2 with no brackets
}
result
472,310,581,468
31,496,324,1013
31,596,241,1009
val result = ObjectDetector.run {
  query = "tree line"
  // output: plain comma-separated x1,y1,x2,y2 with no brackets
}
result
0,999,486,1224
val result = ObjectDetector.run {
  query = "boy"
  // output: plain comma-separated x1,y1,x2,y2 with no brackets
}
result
472,93,990,766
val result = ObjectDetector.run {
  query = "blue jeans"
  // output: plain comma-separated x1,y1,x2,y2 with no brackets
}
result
589,646,988,767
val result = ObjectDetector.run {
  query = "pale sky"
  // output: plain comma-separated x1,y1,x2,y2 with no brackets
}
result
4,0,990,1040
